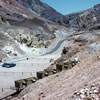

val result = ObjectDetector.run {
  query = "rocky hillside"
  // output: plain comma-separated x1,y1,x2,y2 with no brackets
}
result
0,0,72,61
66,9,90,21
0,0,68,25
65,4,100,31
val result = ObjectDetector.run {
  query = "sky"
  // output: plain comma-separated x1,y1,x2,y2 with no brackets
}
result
41,0,100,15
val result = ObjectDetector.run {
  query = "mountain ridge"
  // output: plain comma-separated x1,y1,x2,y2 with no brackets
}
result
0,0,69,25
65,4,100,31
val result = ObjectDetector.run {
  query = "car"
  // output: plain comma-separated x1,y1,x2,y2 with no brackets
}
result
2,63,16,68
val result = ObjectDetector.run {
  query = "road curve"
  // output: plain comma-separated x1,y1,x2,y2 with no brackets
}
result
42,38,67,55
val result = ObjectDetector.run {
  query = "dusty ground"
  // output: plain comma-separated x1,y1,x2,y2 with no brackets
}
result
10,30,100,100
13,50,100,100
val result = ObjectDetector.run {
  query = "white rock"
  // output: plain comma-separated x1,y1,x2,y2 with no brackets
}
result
93,89,98,94
80,94,86,99
80,89,85,94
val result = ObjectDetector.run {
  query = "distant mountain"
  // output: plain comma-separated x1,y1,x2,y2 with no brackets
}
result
65,9,90,21
65,4,100,31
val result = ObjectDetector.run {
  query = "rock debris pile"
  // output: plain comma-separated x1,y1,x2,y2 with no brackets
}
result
74,83,100,100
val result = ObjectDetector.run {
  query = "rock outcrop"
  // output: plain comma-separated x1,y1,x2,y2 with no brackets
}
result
0,16,9,25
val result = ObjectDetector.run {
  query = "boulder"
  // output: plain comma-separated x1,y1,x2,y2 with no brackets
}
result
26,40,32,47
